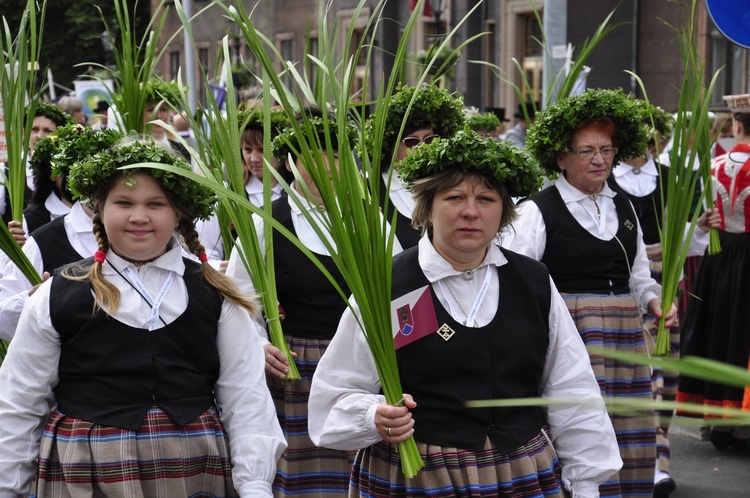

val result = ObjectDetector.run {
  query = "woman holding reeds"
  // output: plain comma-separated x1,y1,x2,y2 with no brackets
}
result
0,138,285,496
364,83,465,249
226,108,381,497
608,101,719,496
0,126,121,342
676,93,750,450
501,89,677,498
309,129,622,497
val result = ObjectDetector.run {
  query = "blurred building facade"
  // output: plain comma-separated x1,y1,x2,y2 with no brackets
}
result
152,0,748,117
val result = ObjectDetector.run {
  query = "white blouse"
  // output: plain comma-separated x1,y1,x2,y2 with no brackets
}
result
308,237,622,498
500,175,661,312
0,202,96,341
0,239,285,496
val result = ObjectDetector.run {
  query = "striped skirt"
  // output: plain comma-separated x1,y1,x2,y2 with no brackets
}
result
350,429,565,497
562,293,656,498
33,406,235,498
268,336,356,497
644,243,679,473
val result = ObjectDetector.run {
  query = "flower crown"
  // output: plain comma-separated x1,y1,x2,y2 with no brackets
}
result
67,139,216,220
30,103,76,128
31,124,122,179
526,88,649,176
363,83,465,160
238,107,290,138
467,112,500,134
398,126,543,198
271,114,358,163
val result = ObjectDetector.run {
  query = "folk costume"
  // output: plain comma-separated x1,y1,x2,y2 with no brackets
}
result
0,240,285,496
309,130,621,498
0,140,286,497
677,142,750,427
227,190,357,497
505,89,661,497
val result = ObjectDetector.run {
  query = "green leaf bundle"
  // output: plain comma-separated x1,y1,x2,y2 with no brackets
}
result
650,0,721,356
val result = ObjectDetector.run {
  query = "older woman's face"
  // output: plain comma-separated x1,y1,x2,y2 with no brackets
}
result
557,126,615,195
429,178,502,270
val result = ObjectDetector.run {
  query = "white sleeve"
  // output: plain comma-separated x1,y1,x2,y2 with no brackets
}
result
225,215,268,342
500,201,547,260
628,219,661,311
0,237,43,341
542,278,622,497
195,214,225,262
213,300,286,497
0,280,59,495
308,302,385,451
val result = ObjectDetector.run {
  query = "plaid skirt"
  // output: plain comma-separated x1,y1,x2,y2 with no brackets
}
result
268,336,356,497
562,293,656,498
350,429,566,497
33,406,235,498
644,243,679,472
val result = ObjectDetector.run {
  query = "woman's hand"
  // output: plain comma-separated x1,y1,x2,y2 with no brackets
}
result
697,208,721,232
8,221,26,246
648,298,678,328
28,272,50,297
374,394,417,443
263,343,296,379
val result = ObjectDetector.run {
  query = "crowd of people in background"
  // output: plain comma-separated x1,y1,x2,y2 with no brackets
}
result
0,80,746,498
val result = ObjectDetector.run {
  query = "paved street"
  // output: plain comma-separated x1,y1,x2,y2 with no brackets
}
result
667,419,750,497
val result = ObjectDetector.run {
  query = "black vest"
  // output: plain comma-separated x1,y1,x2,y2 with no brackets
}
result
30,216,83,275
532,186,638,295
272,195,350,340
379,178,421,249
50,258,223,431
1,183,33,225
608,164,669,245
24,202,52,235
393,247,550,452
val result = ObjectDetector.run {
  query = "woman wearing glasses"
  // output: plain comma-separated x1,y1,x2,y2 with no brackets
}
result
502,89,676,498
363,83,465,248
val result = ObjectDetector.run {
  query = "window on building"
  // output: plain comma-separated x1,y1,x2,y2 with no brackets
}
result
710,24,748,106
199,47,209,106
278,36,295,90
520,12,543,103
170,51,180,82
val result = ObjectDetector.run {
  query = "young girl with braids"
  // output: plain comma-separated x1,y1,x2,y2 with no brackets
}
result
0,138,286,497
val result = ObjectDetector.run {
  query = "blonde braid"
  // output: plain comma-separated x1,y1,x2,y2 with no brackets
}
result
177,217,259,315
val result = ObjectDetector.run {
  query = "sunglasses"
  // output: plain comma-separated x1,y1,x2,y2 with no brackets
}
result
402,134,439,148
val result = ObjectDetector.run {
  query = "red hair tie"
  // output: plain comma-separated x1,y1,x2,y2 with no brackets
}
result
94,250,107,264
198,253,208,263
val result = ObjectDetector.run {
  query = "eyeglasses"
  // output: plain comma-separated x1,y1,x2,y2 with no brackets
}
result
402,134,439,148
568,146,618,160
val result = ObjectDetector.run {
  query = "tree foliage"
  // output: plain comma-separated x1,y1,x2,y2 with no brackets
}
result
0,0,150,94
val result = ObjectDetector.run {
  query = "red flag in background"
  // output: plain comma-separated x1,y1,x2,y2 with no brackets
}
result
409,0,433,17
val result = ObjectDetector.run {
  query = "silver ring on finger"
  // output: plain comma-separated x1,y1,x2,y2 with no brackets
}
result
387,426,392,437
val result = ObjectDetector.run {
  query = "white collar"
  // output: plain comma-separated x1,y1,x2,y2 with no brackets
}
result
245,175,264,195
417,234,507,283
382,170,406,192
614,153,658,178
101,235,186,276
556,174,617,203
44,192,71,217
288,182,327,215
67,202,94,233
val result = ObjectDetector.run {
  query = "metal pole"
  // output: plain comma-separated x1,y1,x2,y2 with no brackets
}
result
543,0,568,106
